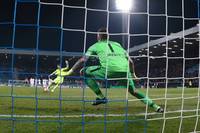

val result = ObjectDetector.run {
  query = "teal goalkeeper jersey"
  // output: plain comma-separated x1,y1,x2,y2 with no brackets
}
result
86,40,129,72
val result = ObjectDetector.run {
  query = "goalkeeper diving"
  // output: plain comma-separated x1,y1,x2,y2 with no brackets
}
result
64,27,164,113
45,60,69,92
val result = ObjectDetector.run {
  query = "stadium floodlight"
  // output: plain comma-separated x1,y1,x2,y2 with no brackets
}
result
115,0,133,13
185,42,193,45
174,45,178,47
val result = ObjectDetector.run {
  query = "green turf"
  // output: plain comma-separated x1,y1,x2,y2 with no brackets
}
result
0,86,199,133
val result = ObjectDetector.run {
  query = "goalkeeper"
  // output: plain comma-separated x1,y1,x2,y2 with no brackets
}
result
46,60,69,92
66,28,164,113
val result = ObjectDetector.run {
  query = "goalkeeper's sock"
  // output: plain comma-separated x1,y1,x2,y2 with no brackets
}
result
85,78,104,98
131,91,159,109
152,104,161,111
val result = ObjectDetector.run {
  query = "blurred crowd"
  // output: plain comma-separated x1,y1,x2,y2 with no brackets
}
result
0,56,199,88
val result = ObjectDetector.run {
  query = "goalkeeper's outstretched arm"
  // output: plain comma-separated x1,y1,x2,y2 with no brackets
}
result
65,56,89,75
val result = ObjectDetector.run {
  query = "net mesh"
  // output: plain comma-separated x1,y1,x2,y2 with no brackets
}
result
0,0,199,132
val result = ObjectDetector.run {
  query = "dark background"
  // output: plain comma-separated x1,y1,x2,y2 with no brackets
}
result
0,0,199,85
0,0,198,51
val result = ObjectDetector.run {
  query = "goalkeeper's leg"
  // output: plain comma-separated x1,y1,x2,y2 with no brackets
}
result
51,83,59,92
85,77,104,99
84,66,105,98
126,73,163,112
129,88,161,111
46,79,54,91
84,66,107,105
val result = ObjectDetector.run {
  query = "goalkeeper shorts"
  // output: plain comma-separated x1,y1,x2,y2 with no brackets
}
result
84,66,136,92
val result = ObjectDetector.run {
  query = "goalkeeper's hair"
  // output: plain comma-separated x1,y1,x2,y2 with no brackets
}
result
98,27,108,40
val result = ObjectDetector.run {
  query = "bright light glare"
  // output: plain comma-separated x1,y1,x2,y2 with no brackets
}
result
116,0,133,13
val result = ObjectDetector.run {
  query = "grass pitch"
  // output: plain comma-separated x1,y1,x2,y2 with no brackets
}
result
0,86,200,133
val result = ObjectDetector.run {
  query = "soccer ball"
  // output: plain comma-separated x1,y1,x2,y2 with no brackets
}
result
43,87,49,92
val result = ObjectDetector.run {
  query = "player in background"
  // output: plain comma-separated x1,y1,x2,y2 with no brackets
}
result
65,28,164,113
46,60,69,92
30,77,34,87
42,78,48,88
38,78,41,86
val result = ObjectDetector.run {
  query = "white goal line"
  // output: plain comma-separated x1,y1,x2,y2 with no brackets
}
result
0,109,199,120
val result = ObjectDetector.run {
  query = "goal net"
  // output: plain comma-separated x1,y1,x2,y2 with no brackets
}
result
0,0,199,132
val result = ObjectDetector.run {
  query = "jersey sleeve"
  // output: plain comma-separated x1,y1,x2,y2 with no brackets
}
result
85,43,98,56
